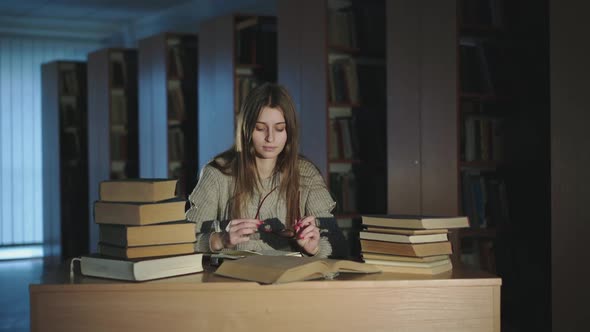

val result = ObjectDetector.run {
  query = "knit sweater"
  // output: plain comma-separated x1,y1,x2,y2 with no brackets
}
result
186,159,337,258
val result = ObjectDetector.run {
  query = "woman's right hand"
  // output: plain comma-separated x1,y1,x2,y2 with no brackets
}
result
212,219,261,250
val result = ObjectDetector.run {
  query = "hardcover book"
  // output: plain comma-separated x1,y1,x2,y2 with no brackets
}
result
366,260,453,275
99,178,178,202
363,258,453,275
363,227,448,235
361,252,450,263
98,242,195,259
359,231,448,244
99,221,196,247
360,240,452,257
214,255,381,284
361,215,469,230
94,199,186,226
79,253,203,281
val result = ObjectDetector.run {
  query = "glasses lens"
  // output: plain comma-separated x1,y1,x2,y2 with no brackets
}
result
278,229,295,238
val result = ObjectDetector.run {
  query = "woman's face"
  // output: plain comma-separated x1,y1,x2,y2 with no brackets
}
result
252,106,287,161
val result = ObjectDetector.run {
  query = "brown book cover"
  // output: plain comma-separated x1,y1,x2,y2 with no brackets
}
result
99,221,196,247
372,260,453,275
98,242,195,259
99,178,178,202
364,227,448,235
214,255,381,284
360,240,452,257
361,215,469,229
94,199,186,226
359,231,448,244
361,252,450,263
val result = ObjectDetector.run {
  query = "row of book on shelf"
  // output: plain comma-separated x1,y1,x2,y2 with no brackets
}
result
111,92,128,125
167,38,197,80
329,170,358,214
329,115,359,160
76,179,471,282
461,171,509,229
168,127,185,161
109,131,128,161
167,80,186,122
460,38,509,96
60,101,81,128
327,3,358,49
328,0,386,55
61,130,81,161
59,64,81,95
110,52,128,88
462,114,504,162
460,237,496,274
235,71,260,114
329,56,359,105
235,16,277,68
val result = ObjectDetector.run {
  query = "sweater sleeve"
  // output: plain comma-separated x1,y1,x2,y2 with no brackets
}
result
301,162,337,258
304,169,336,218
186,165,222,253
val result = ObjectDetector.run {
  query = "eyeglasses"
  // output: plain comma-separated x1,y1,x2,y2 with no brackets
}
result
255,187,301,239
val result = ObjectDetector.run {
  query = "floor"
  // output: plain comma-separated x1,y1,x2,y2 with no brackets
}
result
0,258,44,332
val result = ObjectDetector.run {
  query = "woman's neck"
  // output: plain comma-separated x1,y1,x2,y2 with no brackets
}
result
256,158,276,180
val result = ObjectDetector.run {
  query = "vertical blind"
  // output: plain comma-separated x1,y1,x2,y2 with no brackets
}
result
0,36,101,246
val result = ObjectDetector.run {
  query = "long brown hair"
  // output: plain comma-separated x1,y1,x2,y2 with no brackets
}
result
210,83,301,227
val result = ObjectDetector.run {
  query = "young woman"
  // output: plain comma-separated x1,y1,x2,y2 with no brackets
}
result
186,83,345,258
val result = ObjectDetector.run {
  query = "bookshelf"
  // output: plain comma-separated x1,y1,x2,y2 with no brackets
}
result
458,2,553,329
385,0,514,273
41,61,89,259
87,48,139,252
278,0,387,259
457,0,514,274
198,14,277,170
138,33,198,199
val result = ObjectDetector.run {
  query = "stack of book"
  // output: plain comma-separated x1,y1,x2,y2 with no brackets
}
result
359,215,470,275
80,179,202,281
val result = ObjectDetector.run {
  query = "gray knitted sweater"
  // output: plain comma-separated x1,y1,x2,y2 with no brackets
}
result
186,159,337,258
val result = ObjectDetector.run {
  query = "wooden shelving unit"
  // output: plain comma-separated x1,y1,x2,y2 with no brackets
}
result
87,48,139,251
138,33,198,199
279,0,387,259
198,14,277,169
41,61,89,259
457,0,514,274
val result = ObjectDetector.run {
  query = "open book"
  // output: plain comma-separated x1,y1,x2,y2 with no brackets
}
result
214,255,381,284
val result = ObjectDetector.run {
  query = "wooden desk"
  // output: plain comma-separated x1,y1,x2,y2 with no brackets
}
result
30,263,501,332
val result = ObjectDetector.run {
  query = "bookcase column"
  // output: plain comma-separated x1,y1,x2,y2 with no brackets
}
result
198,16,235,171
386,0,458,217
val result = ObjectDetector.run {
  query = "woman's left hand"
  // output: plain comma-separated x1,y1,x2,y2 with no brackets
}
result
295,216,320,256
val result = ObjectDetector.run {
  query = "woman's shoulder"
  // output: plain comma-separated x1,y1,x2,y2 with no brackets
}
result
200,163,231,182
297,157,323,179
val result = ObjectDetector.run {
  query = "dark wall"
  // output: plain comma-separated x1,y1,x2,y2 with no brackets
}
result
550,0,590,330
499,0,552,330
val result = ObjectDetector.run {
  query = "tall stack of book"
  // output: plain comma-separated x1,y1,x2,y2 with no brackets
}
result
80,179,202,281
359,215,470,275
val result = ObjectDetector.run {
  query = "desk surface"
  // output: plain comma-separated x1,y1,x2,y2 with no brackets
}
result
30,259,502,332
32,257,501,289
